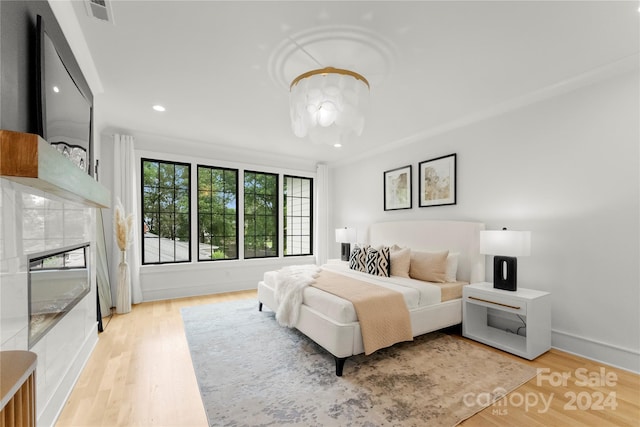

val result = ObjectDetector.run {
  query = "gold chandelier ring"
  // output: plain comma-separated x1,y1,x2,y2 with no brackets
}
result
290,67,370,91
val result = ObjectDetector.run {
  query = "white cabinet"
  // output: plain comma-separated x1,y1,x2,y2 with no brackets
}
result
463,282,551,360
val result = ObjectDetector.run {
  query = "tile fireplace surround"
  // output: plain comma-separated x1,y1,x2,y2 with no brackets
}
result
0,178,98,426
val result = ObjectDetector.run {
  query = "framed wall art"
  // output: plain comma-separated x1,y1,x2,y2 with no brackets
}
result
419,154,456,207
384,165,412,211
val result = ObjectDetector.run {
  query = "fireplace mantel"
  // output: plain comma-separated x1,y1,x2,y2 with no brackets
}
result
0,130,110,208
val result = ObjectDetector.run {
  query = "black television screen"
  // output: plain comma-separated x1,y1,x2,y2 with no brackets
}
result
35,14,93,176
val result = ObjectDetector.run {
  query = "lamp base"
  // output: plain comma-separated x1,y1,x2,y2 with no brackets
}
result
493,256,517,291
340,243,351,261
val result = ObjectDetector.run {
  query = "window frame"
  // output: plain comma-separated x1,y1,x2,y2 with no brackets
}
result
196,164,239,262
283,174,314,257
141,158,192,265
243,170,279,259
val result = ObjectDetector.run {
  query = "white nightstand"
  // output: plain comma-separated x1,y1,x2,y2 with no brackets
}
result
463,282,551,360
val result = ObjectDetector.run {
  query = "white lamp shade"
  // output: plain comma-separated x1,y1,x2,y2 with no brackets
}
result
480,230,531,257
335,227,356,243
290,68,369,145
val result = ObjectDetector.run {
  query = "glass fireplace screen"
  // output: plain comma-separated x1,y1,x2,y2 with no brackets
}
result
28,243,90,348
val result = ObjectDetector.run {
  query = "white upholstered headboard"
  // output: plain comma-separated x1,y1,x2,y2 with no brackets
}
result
368,220,485,283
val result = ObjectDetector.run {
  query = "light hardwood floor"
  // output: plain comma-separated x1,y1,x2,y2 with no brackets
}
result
56,291,639,426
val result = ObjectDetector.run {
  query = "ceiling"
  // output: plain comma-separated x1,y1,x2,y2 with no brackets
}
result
66,1,639,167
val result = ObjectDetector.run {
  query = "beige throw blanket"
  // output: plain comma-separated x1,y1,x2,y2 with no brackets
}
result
312,270,413,355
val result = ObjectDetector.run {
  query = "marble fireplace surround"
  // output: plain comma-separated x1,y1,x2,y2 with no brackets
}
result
0,179,101,426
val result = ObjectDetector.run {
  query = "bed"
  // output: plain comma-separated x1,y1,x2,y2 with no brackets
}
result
257,220,485,375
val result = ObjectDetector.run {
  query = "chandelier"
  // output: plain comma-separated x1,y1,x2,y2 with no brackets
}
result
289,67,370,147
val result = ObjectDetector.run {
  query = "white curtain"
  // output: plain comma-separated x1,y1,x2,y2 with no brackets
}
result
314,163,329,266
112,134,142,304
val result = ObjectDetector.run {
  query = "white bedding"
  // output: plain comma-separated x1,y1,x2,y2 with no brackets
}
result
263,262,442,324
258,220,485,375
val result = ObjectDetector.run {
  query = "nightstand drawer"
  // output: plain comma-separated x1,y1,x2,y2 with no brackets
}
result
464,288,526,315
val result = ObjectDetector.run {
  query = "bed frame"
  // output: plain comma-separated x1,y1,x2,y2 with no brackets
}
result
257,220,485,376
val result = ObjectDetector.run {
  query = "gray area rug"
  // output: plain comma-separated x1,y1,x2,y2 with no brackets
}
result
182,299,536,426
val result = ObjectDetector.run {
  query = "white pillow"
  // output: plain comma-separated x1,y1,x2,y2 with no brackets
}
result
445,252,459,282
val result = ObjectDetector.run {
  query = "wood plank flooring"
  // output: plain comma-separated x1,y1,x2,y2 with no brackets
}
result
56,291,639,426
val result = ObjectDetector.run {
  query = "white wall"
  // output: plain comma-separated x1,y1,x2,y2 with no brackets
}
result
330,71,639,372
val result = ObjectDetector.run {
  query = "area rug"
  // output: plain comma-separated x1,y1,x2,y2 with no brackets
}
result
182,300,536,426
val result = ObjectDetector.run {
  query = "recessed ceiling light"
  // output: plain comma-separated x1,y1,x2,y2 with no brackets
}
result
334,143,342,148
152,105,166,112
52,86,60,93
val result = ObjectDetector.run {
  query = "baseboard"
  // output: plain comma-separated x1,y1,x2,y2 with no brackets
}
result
37,326,99,427
140,257,314,302
552,328,640,374
142,280,255,302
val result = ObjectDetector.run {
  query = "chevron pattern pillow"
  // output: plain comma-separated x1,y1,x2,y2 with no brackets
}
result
349,244,369,272
366,246,390,277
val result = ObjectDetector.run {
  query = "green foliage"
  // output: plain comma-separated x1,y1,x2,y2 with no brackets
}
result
142,159,191,245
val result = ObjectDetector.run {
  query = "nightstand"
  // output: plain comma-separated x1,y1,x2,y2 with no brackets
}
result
463,282,551,360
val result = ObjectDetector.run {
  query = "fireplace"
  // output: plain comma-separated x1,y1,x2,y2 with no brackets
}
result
28,243,91,348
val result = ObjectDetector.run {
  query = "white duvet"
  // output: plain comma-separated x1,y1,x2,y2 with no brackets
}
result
263,263,442,324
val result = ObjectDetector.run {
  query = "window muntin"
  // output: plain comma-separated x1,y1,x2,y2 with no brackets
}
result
142,159,191,264
284,175,313,256
244,171,278,259
197,166,238,261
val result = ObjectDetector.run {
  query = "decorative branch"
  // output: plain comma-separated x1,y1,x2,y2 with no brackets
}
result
114,198,134,251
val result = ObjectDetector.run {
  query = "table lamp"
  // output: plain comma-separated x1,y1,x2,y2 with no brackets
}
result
335,227,356,261
480,228,531,291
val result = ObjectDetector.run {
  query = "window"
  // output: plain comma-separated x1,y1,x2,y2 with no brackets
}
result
284,175,313,256
244,171,278,258
197,166,238,261
140,161,313,263
142,159,191,264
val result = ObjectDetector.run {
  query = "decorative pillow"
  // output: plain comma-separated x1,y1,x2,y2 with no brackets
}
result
409,250,449,283
365,246,390,277
445,252,459,282
349,244,369,272
389,246,411,278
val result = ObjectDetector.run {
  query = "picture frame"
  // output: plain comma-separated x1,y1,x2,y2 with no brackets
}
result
384,165,412,211
419,153,456,207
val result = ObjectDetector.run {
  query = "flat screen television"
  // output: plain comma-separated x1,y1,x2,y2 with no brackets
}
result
35,14,93,176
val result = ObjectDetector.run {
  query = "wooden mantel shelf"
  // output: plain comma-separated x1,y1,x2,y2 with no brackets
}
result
0,130,110,208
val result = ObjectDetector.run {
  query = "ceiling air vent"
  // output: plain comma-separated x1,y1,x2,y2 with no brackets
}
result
85,0,114,23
